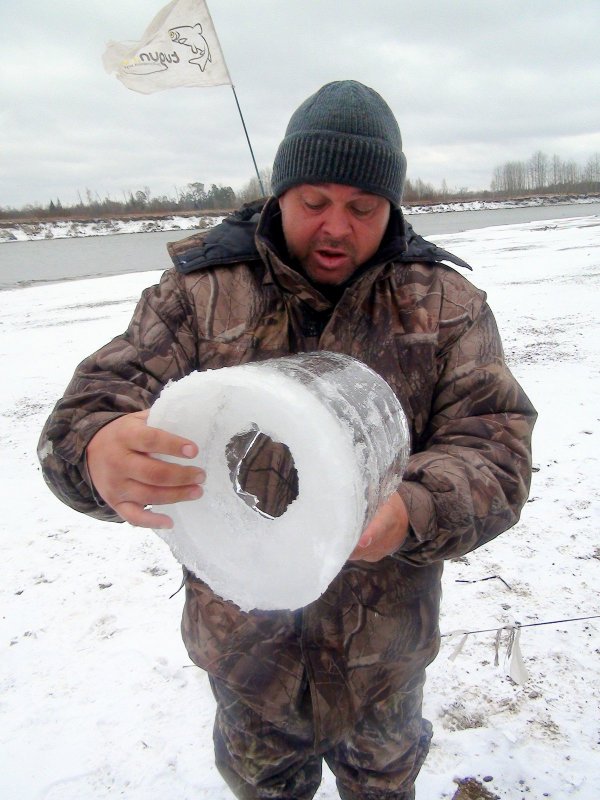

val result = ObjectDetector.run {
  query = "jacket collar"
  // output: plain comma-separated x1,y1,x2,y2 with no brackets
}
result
167,197,472,279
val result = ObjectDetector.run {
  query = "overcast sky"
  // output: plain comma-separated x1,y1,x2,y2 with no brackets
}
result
2,0,600,209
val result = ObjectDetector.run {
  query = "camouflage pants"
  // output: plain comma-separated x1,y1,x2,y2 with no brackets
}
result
210,669,432,800
182,555,442,799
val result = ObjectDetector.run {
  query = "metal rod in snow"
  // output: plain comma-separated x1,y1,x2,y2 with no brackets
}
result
231,85,265,197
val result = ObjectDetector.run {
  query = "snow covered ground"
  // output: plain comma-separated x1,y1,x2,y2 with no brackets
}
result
1,195,598,243
1,213,598,799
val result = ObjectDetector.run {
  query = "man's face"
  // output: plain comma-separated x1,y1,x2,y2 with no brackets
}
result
278,184,391,286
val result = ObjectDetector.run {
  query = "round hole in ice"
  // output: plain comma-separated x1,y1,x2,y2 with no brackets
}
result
225,425,299,520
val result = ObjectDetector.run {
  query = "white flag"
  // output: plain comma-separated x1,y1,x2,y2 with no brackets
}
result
103,0,231,94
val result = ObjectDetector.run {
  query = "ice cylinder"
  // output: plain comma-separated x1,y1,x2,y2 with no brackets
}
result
148,352,410,611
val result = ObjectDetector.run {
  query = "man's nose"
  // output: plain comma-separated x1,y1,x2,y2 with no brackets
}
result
321,206,352,239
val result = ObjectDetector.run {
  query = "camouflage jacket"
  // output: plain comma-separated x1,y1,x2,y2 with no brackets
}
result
38,198,536,745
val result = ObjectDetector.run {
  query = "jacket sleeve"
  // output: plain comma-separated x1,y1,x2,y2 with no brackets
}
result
395,292,536,565
37,268,199,521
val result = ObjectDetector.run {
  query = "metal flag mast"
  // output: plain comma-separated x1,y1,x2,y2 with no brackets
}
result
230,85,265,196
204,2,265,197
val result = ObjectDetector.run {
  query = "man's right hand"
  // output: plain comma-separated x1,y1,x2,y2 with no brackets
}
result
86,410,205,529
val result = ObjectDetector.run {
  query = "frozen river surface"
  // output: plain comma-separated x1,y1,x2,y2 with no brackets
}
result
1,201,599,289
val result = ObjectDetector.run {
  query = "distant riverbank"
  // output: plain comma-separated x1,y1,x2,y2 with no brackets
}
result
1,194,598,244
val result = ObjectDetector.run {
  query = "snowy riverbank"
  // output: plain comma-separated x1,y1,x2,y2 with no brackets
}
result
0,213,224,244
1,195,598,243
1,214,599,799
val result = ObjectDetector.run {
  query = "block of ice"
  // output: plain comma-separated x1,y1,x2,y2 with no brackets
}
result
147,352,410,611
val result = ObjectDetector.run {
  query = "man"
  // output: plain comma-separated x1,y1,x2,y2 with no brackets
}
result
38,81,536,799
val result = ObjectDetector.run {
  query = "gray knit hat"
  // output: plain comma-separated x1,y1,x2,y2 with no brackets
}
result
271,80,407,206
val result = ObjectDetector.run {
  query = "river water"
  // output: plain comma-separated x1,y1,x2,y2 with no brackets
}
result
1,201,599,290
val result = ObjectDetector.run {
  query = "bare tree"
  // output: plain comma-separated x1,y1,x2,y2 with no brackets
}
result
583,153,600,183
236,167,273,204
551,154,563,187
529,151,548,191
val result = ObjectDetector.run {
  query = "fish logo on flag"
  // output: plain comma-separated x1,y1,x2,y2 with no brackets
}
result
103,0,231,94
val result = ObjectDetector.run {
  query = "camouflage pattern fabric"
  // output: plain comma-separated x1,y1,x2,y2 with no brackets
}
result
38,198,536,797
189,564,440,798
211,674,431,799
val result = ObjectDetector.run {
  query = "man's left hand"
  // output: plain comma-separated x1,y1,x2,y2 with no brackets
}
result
348,491,409,563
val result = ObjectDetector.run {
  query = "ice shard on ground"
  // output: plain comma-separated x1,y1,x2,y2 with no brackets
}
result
147,352,410,611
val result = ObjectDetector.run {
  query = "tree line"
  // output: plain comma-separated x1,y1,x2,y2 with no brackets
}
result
3,182,239,221
2,153,599,221
490,151,600,195
0,168,276,221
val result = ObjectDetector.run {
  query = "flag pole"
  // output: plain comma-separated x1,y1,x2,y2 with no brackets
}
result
230,85,265,196
106,0,266,197
201,2,265,197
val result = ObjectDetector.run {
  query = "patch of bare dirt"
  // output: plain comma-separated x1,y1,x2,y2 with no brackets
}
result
452,777,499,800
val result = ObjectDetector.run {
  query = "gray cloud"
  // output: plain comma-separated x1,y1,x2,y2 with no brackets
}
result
2,0,599,207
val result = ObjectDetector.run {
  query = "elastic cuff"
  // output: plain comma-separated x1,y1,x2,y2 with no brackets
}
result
396,481,436,549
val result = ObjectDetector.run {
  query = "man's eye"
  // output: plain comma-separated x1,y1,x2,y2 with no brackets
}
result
304,201,325,211
351,206,373,217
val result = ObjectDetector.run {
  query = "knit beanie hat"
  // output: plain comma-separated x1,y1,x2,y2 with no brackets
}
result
271,80,407,206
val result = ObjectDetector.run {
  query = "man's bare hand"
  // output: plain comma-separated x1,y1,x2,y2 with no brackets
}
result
348,491,409,563
86,410,205,529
